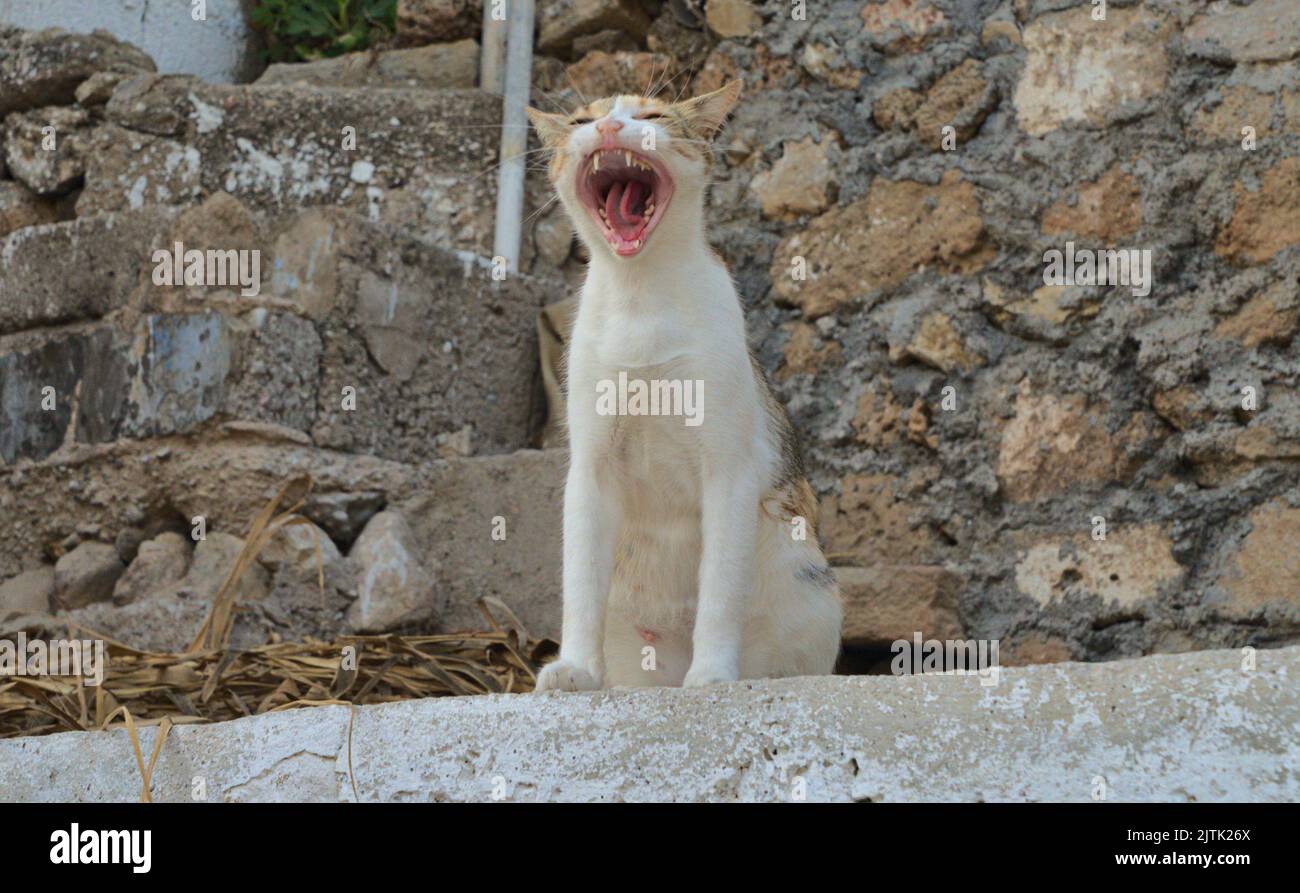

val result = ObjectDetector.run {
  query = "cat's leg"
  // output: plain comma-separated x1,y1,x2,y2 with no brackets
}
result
741,505,842,678
535,456,621,692
682,469,760,686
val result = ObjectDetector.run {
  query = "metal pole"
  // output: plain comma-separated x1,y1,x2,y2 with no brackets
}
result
479,1,507,95
492,0,534,275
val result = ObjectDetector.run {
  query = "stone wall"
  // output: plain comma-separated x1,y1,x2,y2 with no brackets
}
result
1,2,1298,666
521,0,1300,663
0,23,560,645
0,0,264,84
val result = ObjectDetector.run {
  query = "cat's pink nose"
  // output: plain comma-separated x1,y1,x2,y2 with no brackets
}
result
596,118,624,143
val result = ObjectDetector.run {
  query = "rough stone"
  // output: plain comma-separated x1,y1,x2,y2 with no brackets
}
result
859,0,949,55
0,25,155,116
1000,632,1074,666
2,106,92,196
799,42,862,90
111,532,191,605
772,171,991,318
395,0,482,45
409,450,567,637
705,0,762,39
996,382,1157,502
837,564,964,645
189,532,271,605
749,134,839,219
894,312,983,373
257,41,479,89
1216,500,1300,613
0,209,176,334
0,181,60,237
819,474,946,566
0,566,54,621
1190,84,1277,144
572,29,640,56
778,321,842,378
532,204,575,268
77,80,503,255
257,521,343,578
1183,0,1300,64
72,70,126,106
52,541,123,610
345,511,438,633
1213,282,1300,348
1215,157,1300,266
1014,525,1184,611
874,59,994,148
646,11,713,72
0,2,261,83
3,646,1296,802
0,438,567,639
1041,166,1142,242
1014,6,1172,137
981,281,1099,341
538,0,652,58
563,51,678,99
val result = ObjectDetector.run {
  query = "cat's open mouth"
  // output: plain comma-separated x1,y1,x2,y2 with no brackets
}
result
576,148,674,257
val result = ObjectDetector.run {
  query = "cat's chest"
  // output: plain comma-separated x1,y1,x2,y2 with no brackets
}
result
589,311,701,371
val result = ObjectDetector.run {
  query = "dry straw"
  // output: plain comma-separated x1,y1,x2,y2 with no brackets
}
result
0,475,557,742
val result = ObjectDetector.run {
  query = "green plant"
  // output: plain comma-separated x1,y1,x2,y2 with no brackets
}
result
250,0,398,64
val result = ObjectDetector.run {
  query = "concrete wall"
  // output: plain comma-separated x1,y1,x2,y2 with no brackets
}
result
0,0,263,83
1,645,1295,802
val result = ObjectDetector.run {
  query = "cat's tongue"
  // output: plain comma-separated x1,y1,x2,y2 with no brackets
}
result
604,180,647,239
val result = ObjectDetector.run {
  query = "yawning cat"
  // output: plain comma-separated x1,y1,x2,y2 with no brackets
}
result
527,81,842,690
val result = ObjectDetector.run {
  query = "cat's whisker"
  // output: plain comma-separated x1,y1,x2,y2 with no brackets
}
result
522,192,561,229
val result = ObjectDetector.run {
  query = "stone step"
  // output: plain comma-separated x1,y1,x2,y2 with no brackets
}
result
78,77,508,255
1,645,1294,802
0,209,178,332
0,206,557,465
0,437,567,640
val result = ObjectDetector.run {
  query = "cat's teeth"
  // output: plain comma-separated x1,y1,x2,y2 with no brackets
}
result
591,154,599,173
624,150,632,167
634,239,642,249
644,202,655,217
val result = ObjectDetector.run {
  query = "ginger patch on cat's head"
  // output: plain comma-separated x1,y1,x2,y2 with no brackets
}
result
526,81,742,258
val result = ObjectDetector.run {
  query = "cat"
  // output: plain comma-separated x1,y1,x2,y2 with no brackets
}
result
527,81,842,690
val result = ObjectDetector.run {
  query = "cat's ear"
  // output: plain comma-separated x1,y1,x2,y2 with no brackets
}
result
680,79,743,139
527,107,568,149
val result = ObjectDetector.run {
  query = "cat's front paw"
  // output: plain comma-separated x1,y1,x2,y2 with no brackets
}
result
533,660,602,693
682,661,739,688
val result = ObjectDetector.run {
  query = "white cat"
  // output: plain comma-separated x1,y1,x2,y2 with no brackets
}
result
527,82,842,690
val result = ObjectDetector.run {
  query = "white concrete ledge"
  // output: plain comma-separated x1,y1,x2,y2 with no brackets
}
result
1,646,1296,802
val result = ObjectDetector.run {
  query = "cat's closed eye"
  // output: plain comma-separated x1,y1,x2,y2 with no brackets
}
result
637,113,665,120
568,116,594,126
